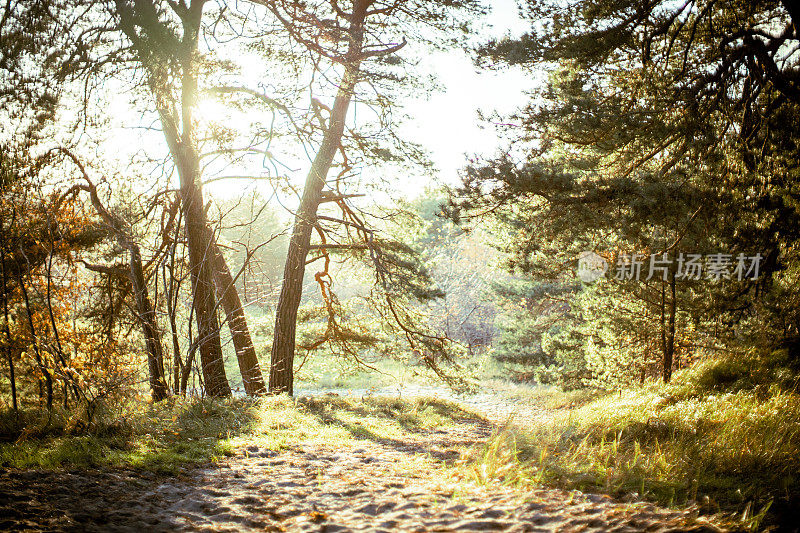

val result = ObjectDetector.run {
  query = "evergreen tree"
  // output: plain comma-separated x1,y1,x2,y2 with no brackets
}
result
449,0,800,385
261,0,485,394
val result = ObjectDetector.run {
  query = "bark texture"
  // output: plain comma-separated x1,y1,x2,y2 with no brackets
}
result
179,179,231,397
129,244,169,400
211,241,266,395
115,0,231,397
269,2,367,395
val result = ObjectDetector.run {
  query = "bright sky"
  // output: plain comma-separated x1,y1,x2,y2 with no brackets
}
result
398,0,532,192
92,0,535,204
202,0,534,201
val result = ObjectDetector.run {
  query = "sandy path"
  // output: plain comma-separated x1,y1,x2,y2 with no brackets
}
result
0,412,723,532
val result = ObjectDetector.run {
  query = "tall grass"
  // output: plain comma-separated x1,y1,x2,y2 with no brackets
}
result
469,349,800,530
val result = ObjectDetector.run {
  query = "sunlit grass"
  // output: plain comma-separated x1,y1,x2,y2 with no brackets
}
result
0,395,475,473
484,378,602,409
294,355,428,391
466,350,800,530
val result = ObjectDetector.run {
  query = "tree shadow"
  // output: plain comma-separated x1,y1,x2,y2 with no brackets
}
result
297,395,493,464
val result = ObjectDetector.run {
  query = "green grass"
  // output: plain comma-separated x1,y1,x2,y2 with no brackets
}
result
484,379,602,409
295,358,410,390
0,395,476,473
468,350,800,530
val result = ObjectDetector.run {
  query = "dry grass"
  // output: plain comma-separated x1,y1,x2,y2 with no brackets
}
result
467,350,800,531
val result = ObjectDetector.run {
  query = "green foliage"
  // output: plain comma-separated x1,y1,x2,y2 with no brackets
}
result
450,0,800,389
402,189,500,354
372,237,445,303
294,356,415,390
490,279,581,384
291,192,488,389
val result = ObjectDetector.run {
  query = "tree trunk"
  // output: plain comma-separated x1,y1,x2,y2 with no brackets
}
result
137,1,231,398
115,0,231,398
177,2,230,398
163,259,183,394
77,168,173,402
210,240,266,395
180,180,231,397
129,244,169,401
269,5,367,395
1,238,17,411
662,271,677,383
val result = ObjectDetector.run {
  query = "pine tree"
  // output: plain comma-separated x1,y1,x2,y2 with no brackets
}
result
259,0,484,394
450,0,800,384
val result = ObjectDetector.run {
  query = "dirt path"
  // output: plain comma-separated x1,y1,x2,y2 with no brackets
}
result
0,409,723,532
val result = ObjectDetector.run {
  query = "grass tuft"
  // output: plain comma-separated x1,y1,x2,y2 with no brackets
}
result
466,351,800,530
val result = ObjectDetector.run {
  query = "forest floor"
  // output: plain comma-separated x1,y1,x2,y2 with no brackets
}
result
0,387,729,533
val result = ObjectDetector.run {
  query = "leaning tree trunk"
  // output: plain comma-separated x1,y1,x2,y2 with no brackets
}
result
177,162,232,397
115,0,231,397
662,270,677,383
122,0,232,398
129,244,169,401
76,167,170,401
269,6,367,395
177,3,230,398
210,240,266,395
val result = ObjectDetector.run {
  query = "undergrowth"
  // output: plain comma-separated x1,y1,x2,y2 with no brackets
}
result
0,395,474,473
468,349,800,531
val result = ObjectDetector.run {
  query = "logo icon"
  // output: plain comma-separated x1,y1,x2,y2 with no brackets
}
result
577,251,608,283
